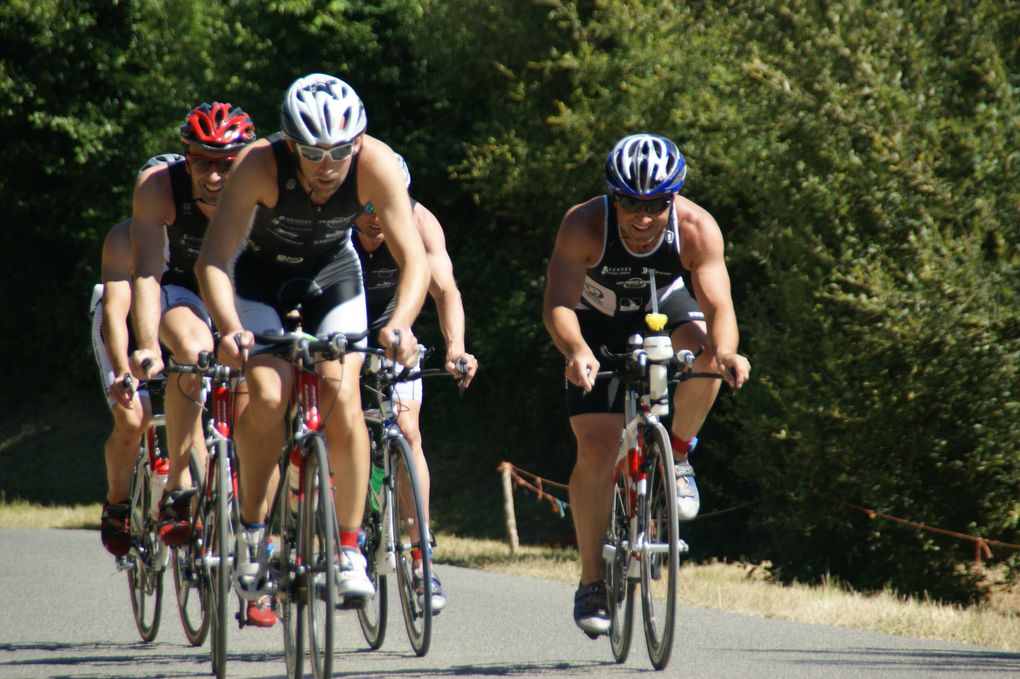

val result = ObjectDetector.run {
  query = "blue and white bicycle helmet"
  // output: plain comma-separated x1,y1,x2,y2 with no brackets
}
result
139,153,185,172
604,133,686,197
280,73,367,146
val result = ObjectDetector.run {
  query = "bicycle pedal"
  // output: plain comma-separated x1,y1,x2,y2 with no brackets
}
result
585,631,601,640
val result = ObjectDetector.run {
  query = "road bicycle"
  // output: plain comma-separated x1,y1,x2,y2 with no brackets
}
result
118,374,169,643
598,311,721,670
163,352,242,679
356,347,464,657
254,324,366,679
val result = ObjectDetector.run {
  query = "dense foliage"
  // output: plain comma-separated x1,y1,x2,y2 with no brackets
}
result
2,0,1017,603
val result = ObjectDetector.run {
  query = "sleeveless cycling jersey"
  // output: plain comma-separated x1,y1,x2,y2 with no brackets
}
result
352,197,419,333
234,133,364,309
577,195,687,327
162,159,207,292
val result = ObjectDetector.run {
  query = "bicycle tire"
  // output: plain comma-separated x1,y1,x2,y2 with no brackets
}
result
607,465,636,663
127,451,164,642
302,435,335,679
390,435,432,656
639,423,679,670
277,449,304,679
356,492,388,649
207,439,232,679
172,446,209,646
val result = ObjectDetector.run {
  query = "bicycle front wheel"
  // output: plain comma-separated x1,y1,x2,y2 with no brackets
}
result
206,439,233,679
639,424,679,670
127,453,164,642
301,435,335,679
390,435,432,657
356,490,388,649
606,465,635,663
172,446,209,646
276,450,304,679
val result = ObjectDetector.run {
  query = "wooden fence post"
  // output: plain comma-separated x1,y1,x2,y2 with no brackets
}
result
499,462,520,555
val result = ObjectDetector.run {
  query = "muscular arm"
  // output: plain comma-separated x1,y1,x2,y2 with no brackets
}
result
416,203,477,383
359,139,428,364
196,141,273,362
542,199,602,390
130,167,174,376
102,220,135,384
682,202,750,388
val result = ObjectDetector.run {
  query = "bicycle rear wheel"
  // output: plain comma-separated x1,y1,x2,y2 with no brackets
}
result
356,491,388,649
301,435,335,679
205,439,232,679
127,453,164,642
276,451,304,679
172,447,209,646
606,466,635,663
639,424,679,670
390,435,432,656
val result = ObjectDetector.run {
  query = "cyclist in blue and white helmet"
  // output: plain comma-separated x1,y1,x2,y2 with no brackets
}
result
604,133,686,197
197,73,429,610
544,132,750,638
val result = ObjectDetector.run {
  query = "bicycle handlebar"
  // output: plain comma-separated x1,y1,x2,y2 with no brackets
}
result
253,329,370,366
166,352,242,381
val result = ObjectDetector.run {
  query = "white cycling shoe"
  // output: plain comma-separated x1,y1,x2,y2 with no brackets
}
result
674,458,700,521
336,547,375,605
234,525,271,600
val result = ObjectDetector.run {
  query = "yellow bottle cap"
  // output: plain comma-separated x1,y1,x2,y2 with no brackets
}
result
645,313,668,332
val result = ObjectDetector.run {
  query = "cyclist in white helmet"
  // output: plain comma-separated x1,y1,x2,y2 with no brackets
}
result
197,73,429,606
543,133,750,637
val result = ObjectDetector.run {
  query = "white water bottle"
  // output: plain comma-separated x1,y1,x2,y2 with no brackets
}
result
644,334,672,416
287,449,301,515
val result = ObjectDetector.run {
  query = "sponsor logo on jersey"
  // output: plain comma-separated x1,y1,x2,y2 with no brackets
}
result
276,254,304,264
581,277,616,316
286,179,297,191
620,277,647,290
600,265,633,276
619,298,642,312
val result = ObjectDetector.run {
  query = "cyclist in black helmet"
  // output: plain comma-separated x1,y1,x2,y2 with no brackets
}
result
543,133,750,637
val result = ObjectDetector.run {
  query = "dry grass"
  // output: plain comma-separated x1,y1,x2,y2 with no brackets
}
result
435,533,1020,652
5,503,1019,651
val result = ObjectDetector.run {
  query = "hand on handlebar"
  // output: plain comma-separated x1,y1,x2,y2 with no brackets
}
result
446,351,477,390
217,330,253,370
109,372,137,407
379,325,419,368
715,351,750,389
565,349,599,393
130,348,163,381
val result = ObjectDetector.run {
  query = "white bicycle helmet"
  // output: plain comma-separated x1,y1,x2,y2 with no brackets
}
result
604,134,686,197
280,73,367,146
139,152,184,172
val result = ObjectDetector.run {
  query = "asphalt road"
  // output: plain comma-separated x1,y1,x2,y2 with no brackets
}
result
1,529,1018,678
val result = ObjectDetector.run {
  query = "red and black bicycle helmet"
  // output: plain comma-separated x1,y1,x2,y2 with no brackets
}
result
180,102,256,152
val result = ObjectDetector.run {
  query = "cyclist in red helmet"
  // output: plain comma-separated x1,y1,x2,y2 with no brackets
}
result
130,103,274,627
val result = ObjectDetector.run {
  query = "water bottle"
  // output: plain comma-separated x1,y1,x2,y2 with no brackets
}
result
287,448,301,515
644,334,672,416
150,455,169,520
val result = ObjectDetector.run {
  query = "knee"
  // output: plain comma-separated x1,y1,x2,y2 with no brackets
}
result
111,403,146,440
575,435,618,473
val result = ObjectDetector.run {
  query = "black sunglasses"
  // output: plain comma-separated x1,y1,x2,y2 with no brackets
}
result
614,195,673,214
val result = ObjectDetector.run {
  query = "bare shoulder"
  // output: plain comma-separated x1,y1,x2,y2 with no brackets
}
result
556,196,605,265
133,162,173,204
676,196,723,266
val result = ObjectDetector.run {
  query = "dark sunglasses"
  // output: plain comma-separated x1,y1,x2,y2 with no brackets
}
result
187,154,235,174
615,195,673,214
295,141,355,163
